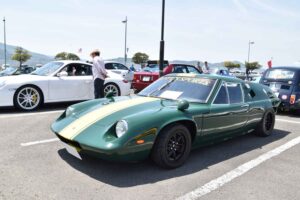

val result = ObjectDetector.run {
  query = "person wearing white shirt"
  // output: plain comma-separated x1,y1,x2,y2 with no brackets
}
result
90,49,108,98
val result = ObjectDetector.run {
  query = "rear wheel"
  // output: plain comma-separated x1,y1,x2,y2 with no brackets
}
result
14,86,43,111
104,83,120,96
254,110,275,137
151,124,192,169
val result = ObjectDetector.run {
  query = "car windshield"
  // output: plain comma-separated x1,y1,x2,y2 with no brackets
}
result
0,67,17,76
265,69,295,80
138,76,216,103
31,62,64,76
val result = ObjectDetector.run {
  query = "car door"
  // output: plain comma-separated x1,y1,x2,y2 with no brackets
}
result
202,81,249,140
48,64,93,101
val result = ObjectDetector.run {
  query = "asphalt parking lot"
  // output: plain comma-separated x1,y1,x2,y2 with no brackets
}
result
0,104,299,200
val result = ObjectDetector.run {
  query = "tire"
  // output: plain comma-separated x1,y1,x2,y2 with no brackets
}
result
254,110,275,137
104,83,120,96
14,85,43,111
151,124,192,169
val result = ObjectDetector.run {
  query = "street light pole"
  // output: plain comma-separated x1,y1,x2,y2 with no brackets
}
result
122,16,128,66
3,17,7,67
247,40,254,63
159,0,165,77
246,40,254,80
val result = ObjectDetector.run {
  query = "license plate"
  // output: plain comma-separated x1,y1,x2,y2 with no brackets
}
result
64,143,82,160
142,76,151,81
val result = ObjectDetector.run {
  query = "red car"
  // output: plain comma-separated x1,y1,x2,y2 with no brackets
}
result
132,63,202,92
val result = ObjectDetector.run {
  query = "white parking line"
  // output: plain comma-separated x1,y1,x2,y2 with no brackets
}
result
21,138,59,146
276,119,300,124
177,136,300,200
0,110,64,119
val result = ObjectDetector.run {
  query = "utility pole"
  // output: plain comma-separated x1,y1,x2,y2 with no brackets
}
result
159,0,165,77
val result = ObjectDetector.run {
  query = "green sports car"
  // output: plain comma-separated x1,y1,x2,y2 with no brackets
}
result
51,74,280,168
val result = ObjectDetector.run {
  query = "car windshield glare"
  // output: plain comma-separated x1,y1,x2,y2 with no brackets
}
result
265,69,295,80
31,62,64,76
139,76,216,103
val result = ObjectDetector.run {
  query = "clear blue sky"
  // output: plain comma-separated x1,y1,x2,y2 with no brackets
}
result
1,0,300,66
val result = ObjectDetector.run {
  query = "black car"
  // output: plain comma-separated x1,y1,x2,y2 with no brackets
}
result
260,66,300,111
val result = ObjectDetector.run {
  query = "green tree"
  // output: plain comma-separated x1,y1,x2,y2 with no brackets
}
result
55,52,68,60
223,61,241,70
67,53,80,60
11,47,32,67
245,61,261,72
55,52,80,60
132,52,149,64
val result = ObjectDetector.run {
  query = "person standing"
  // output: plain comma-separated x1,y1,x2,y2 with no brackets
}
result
196,61,203,73
204,61,210,73
90,49,108,99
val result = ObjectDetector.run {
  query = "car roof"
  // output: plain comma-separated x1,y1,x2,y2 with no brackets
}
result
53,60,92,65
166,73,243,83
169,63,195,66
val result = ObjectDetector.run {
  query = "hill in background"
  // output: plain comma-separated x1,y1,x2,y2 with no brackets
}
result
0,43,246,70
0,43,53,66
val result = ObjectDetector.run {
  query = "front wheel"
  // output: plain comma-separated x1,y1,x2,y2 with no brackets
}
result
151,124,192,169
14,86,43,111
254,110,275,137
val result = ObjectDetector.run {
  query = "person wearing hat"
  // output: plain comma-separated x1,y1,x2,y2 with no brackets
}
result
90,49,108,98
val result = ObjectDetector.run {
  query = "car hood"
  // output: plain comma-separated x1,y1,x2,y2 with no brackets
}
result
53,96,184,139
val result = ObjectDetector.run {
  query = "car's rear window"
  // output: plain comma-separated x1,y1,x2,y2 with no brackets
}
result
265,69,295,80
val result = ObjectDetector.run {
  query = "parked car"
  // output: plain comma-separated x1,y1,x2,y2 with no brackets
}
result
260,66,300,111
104,61,133,81
0,60,131,111
132,63,202,92
209,67,231,76
0,66,35,77
52,73,280,168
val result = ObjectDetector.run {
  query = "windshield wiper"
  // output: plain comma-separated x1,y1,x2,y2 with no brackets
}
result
147,78,175,97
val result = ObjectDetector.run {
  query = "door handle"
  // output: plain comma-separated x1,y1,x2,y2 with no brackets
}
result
241,104,249,108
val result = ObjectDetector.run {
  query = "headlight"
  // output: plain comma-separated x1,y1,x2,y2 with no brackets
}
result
65,107,74,117
116,120,128,138
0,80,6,88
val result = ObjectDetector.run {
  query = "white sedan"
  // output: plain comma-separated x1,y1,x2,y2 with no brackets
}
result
0,60,131,111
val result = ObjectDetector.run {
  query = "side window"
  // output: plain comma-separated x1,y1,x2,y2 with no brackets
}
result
227,82,243,104
61,64,76,76
77,64,92,76
213,82,229,104
114,63,128,70
105,63,114,70
84,65,92,76
187,66,200,74
173,65,188,73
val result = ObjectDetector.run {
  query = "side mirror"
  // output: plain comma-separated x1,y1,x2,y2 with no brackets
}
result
177,100,189,111
105,91,115,101
57,71,68,77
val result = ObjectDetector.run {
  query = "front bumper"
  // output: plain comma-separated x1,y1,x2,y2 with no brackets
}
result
55,132,153,162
